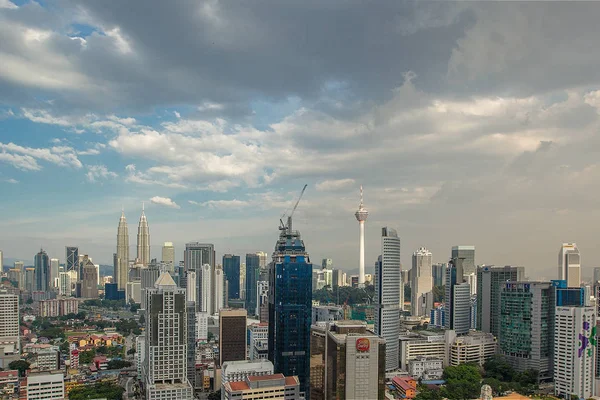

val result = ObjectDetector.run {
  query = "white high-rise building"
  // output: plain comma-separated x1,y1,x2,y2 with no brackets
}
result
0,250,3,270
59,272,71,296
554,305,596,399
116,210,129,291
187,270,197,303
49,258,59,289
559,243,581,288
354,186,369,287
162,242,175,272
411,247,432,317
0,293,19,356
137,204,150,267
144,272,193,399
201,264,213,314
196,312,209,342
375,227,401,371
214,265,225,313
256,252,268,268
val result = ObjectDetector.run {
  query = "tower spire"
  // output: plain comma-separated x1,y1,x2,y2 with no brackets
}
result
359,185,364,208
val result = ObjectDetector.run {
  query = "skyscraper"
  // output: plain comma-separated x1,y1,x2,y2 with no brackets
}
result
137,204,150,266
65,246,78,275
554,305,596,399
256,251,268,268
354,186,369,287
0,293,20,356
268,216,312,398
143,272,193,399
184,242,214,311
34,249,50,292
594,267,600,284
161,242,175,272
50,258,59,288
451,246,475,277
444,258,471,335
219,308,248,366
214,265,225,313
246,253,260,316
476,265,525,337
411,247,433,317
375,227,401,371
500,281,554,380
81,260,98,299
559,243,581,288
201,264,213,314
116,211,129,290
432,263,447,287
223,254,241,300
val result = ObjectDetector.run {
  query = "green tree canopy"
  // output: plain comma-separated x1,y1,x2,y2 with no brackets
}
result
441,364,481,400
8,360,30,377
68,381,124,400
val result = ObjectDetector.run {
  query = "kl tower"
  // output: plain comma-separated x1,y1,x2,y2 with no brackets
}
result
355,185,369,287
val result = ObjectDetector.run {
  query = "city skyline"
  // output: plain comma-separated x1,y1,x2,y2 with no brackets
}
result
1,2,600,279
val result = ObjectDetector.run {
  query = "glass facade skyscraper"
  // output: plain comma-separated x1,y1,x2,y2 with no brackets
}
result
245,253,260,316
451,245,475,277
223,254,241,300
268,217,312,398
444,258,471,335
184,242,214,311
34,249,50,292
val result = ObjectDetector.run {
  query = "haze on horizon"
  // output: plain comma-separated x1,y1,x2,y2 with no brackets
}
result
0,1,598,280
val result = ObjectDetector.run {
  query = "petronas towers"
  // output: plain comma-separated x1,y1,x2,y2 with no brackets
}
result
115,204,151,289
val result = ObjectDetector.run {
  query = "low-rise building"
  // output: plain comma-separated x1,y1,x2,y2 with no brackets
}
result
447,330,497,366
0,370,19,397
392,376,416,399
408,356,444,381
311,305,343,324
34,349,60,371
221,359,274,389
248,323,268,361
23,371,64,400
399,331,447,370
223,374,301,400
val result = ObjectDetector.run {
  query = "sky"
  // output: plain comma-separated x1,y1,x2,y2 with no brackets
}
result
0,0,599,279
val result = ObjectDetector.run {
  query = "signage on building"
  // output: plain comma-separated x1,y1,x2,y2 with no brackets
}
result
356,338,370,352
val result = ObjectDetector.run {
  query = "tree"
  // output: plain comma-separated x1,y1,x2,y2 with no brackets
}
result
138,314,145,325
8,360,30,377
441,364,481,400
127,348,136,355
415,385,443,400
107,359,131,370
69,381,124,400
208,390,221,400
483,355,515,382
79,350,95,364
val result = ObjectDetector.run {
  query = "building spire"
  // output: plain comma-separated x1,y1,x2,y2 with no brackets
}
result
359,185,364,208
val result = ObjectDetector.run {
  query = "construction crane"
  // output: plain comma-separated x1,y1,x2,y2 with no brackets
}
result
279,184,308,231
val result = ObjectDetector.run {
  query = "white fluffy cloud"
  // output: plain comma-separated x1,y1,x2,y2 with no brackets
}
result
150,196,180,209
0,142,82,170
86,165,117,182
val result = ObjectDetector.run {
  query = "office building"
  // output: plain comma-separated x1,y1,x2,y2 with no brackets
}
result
196,312,209,342
554,305,596,399
399,331,447,370
354,186,369,287
310,321,385,400
221,359,274,388
24,268,35,294
140,263,160,309
245,254,260,316
411,247,433,317
162,242,175,272
223,374,301,400
0,293,19,357
594,267,600,284
559,243,581,288
375,227,401,371
408,356,444,380
249,323,269,361
187,270,197,303
223,254,241,300
451,246,475,277
240,261,246,300
144,272,193,399
201,264,213,314
49,258,59,289
312,305,343,324
25,372,64,400
116,211,129,290
257,281,269,322
136,204,150,266
126,281,141,303
185,242,215,311
500,281,555,380
65,246,78,276
432,263,447,287
35,349,60,371
34,249,50,292
331,269,343,287
219,308,247,366
321,259,332,269
136,336,145,377
81,260,98,299
476,265,525,337
256,251,268,269
214,265,225,312
186,301,196,390
445,258,471,335
447,330,497,366
268,216,312,397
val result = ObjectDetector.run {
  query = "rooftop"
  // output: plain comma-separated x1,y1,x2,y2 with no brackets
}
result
247,373,285,382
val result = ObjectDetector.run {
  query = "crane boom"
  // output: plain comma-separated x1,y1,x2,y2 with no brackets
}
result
285,184,307,232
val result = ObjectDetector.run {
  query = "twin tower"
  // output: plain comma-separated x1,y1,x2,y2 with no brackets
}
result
115,204,150,290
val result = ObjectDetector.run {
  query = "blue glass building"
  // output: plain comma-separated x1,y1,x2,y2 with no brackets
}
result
223,254,241,300
245,253,260,316
34,249,50,292
268,217,312,399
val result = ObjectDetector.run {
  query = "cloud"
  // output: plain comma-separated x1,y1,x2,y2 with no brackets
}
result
5,178,18,184
150,196,180,209
85,165,117,182
0,142,82,170
316,179,356,192
0,0,18,9
190,199,250,209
